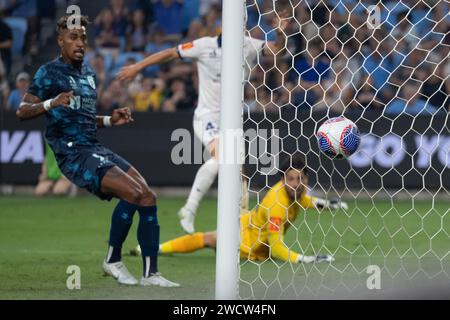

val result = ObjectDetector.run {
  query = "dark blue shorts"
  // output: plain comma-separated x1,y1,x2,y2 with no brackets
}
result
57,146,131,201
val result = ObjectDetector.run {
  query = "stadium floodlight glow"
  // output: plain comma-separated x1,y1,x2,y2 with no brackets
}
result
215,0,246,300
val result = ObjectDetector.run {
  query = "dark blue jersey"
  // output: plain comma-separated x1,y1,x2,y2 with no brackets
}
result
28,57,99,157
27,57,131,200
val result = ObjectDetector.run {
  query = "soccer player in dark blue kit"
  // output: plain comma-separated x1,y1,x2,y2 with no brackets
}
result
16,15,179,287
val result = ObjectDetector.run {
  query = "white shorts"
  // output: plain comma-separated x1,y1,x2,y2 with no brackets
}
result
193,114,220,147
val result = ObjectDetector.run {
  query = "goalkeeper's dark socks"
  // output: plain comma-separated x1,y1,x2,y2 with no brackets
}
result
137,205,160,276
106,200,137,263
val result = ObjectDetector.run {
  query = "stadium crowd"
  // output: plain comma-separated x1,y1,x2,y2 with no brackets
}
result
0,0,449,115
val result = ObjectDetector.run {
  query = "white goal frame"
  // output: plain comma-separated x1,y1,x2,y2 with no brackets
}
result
215,0,246,300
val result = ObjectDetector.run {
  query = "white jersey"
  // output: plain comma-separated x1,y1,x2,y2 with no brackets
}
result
178,35,265,118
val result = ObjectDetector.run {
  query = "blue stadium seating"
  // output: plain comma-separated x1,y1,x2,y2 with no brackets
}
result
3,17,28,55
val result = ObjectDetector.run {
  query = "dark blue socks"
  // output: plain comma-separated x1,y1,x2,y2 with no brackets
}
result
106,200,160,278
137,206,160,277
107,200,137,263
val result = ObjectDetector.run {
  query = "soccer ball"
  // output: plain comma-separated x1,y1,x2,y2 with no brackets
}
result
316,116,360,159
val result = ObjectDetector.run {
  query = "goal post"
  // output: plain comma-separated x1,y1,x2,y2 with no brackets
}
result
215,0,246,300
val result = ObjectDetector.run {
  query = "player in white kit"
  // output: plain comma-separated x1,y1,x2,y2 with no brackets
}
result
117,16,288,235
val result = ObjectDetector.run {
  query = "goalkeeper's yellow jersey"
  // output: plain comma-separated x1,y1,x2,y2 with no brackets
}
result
239,180,315,263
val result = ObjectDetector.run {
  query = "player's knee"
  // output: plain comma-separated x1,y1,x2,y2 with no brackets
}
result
133,187,156,207
143,189,157,206
127,186,145,205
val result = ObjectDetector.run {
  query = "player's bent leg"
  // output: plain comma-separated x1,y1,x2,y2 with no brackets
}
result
100,166,147,205
159,232,209,254
133,231,215,256
108,166,179,287
125,167,157,206
178,138,219,234
100,166,144,285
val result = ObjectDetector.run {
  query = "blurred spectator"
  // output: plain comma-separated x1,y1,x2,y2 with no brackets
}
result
385,80,441,115
184,19,203,41
161,78,195,112
110,0,129,36
0,0,441,118
291,39,330,107
0,13,12,75
252,86,278,113
0,56,10,106
391,11,417,51
244,84,257,113
134,78,166,112
389,48,429,90
35,143,73,197
7,71,29,111
200,4,221,37
99,79,130,112
3,0,39,55
420,64,449,111
199,0,220,16
265,60,291,90
351,75,384,111
126,9,149,52
153,0,184,40
181,0,200,32
89,53,109,97
324,47,361,112
361,48,396,102
145,27,171,55
95,9,121,52
131,0,154,13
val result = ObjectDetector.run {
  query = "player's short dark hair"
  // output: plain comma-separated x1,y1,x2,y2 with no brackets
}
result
56,14,90,34
279,154,309,176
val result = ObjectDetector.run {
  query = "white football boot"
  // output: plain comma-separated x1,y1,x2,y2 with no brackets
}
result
102,260,138,285
140,273,180,287
177,207,195,234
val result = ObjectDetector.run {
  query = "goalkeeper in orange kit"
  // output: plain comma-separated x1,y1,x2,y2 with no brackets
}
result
132,156,347,263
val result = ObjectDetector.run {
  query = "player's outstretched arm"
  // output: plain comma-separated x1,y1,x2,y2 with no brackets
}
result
96,107,134,128
268,231,334,264
117,47,180,81
16,91,74,121
267,230,301,263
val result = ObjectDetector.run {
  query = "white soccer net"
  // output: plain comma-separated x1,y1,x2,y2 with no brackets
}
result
238,0,449,299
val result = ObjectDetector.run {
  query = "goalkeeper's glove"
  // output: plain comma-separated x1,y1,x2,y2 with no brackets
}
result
314,198,348,210
297,254,335,263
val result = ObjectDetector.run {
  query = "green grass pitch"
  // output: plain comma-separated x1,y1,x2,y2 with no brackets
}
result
0,196,448,299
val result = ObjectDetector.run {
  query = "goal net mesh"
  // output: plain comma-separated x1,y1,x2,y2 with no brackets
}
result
238,0,449,299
